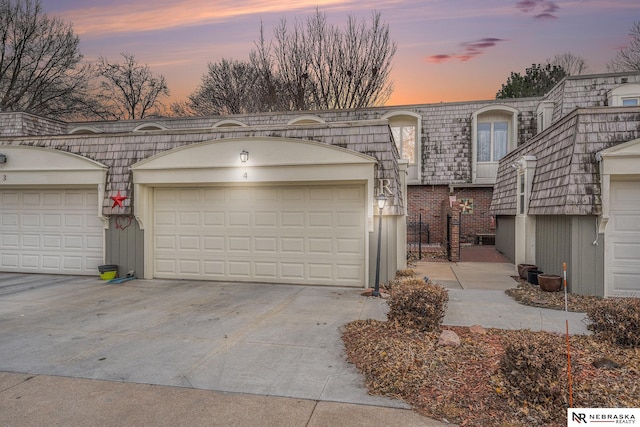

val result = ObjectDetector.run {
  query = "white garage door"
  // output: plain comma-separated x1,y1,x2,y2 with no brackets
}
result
153,184,366,286
607,178,640,296
0,189,103,275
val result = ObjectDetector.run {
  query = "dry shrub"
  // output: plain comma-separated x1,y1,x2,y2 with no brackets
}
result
499,331,570,423
395,268,416,277
586,297,640,347
387,279,448,332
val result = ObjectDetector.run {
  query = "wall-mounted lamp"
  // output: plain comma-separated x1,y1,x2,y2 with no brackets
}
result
240,150,249,163
0,153,6,164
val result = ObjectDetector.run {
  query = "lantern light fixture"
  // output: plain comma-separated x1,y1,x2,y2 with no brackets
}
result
240,150,249,163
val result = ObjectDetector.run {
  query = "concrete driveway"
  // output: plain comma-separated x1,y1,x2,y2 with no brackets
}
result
0,273,407,409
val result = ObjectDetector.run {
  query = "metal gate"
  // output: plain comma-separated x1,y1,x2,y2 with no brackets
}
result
446,214,452,260
407,213,430,260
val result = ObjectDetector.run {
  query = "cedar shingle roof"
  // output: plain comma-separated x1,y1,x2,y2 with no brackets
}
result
0,120,398,216
491,107,640,216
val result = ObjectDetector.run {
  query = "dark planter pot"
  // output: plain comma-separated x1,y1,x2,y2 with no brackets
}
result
527,270,543,285
518,264,539,279
538,274,562,292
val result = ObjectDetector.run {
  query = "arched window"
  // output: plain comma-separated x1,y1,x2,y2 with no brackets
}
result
382,111,421,184
287,115,326,125
212,119,247,128
133,122,167,131
68,126,103,135
471,105,518,184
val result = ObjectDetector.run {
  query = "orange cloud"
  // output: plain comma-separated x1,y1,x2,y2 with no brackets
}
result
60,0,348,36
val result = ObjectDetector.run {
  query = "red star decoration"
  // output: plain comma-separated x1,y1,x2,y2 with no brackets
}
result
110,191,128,208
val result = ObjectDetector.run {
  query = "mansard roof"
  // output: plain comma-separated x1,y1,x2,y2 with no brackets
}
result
491,107,640,216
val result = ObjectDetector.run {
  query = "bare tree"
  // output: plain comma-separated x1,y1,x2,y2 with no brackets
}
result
186,9,396,115
548,52,588,76
0,0,93,118
94,52,169,120
189,58,276,115
607,21,640,72
255,10,396,110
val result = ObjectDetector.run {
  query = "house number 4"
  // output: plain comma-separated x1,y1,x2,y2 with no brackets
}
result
243,172,248,179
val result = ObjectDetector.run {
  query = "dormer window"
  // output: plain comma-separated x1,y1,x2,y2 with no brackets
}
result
471,105,518,184
382,111,421,184
536,101,554,133
608,83,640,107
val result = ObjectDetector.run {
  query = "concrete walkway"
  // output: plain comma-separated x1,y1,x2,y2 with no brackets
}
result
414,261,590,335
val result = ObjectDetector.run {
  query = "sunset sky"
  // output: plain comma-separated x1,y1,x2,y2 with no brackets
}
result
41,0,640,107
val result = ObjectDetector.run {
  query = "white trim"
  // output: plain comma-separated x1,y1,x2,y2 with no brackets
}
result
596,138,640,297
513,155,537,267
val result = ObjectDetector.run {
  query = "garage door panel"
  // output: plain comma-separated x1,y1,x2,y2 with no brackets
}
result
43,256,60,269
229,212,250,226
255,237,277,253
2,254,18,267
229,261,251,277
612,241,640,260
3,234,19,247
281,212,304,227
308,238,331,254
154,185,366,286
309,212,332,227
0,189,103,275
281,237,304,253
308,263,332,280
336,264,363,281
204,260,225,275
611,213,640,233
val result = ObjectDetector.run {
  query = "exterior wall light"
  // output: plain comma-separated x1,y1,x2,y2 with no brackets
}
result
372,193,388,297
240,150,249,163
0,153,6,164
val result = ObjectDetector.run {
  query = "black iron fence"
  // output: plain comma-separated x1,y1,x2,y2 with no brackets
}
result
407,213,430,260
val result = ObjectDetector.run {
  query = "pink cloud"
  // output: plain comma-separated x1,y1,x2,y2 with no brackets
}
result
426,54,452,63
426,37,507,64
515,0,560,20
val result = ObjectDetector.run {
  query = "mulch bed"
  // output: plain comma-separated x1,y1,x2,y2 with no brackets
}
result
505,279,603,312
341,278,640,426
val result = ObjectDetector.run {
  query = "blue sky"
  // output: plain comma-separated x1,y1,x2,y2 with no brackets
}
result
41,0,640,106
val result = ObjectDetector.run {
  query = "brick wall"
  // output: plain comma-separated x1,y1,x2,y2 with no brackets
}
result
408,185,495,245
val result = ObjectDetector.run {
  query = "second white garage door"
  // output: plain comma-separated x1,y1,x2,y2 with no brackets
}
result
606,178,640,296
153,184,366,286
